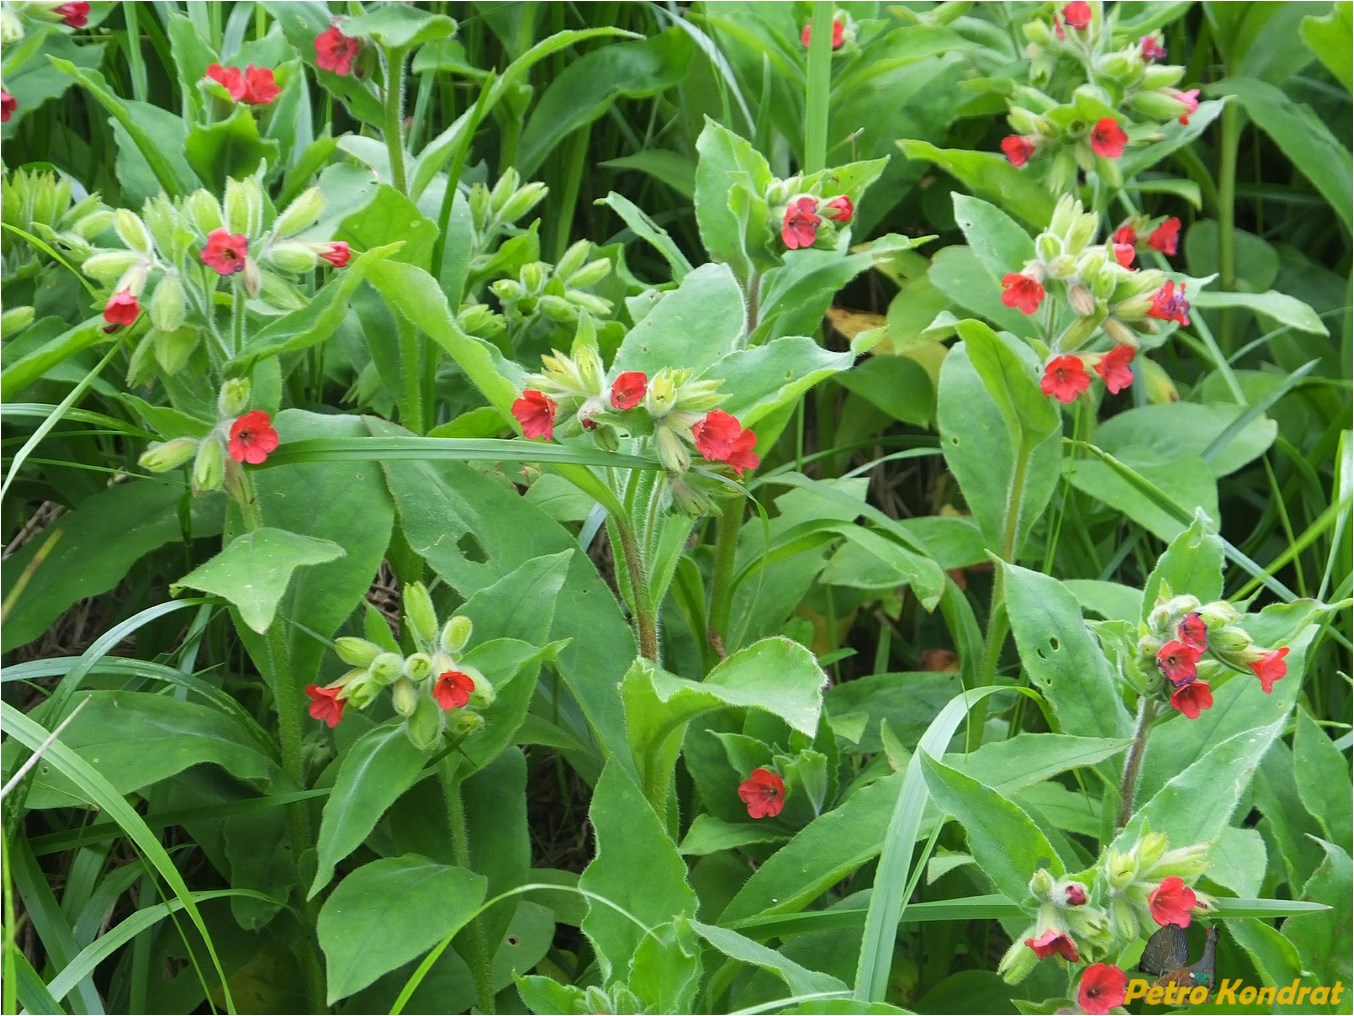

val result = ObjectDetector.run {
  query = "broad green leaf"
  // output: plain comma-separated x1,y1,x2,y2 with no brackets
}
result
678,814,786,856
172,526,345,634
897,140,1055,229
951,194,1036,283
1065,579,1142,622
597,191,693,282
579,761,697,982
1293,709,1353,852
1141,508,1224,618
317,855,486,1004
1228,919,1304,987
184,102,280,191
224,807,292,929
1003,562,1132,740
689,919,847,997
612,262,746,378
1207,825,1267,899
945,734,1130,795
1118,100,1225,181
629,920,702,1014
817,524,945,610
461,747,531,954
835,354,935,427
310,723,431,898
1190,289,1329,336
928,245,1038,339
454,638,555,776
342,185,437,268
341,5,455,48
1283,840,1353,982
712,337,856,429
600,150,696,200
1301,4,1353,90
0,316,110,400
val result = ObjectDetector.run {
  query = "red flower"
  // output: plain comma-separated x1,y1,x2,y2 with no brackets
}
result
800,18,845,49
1000,272,1045,314
1025,929,1079,962
1095,344,1135,395
511,390,556,440
1172,88,1201,125
54,1,89,28
242,65,280,105
1177,612,1208,651
782,196,822,250
610,371,647,410
1157,639,1202,686
201,228,248,276
1170,679,1214,719
228,410,280,465
318,241,350,268
305,684,346,727
1090,118,1128,159
738,768,786,819
1040,355,1090,403
1078,964,1128,1016
823,195,854,223
1111,224,1138,247
433,670,475,710
1062,1,1091,29
1249,647,1288,693
0,91,13,123
1112,243,1136,268
206,63,246,101
1001,134,1035,167
1148,876,1197,928
1141,34,1167,61
692,409,760,476
1148,280,1191,325
1149,216,1181,255
315,23,360,75
103,290,140,326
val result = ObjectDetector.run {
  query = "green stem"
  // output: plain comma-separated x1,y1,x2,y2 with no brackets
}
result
442,759,495,1015
615,519,658,662
1216,98,1241,354
1117,697,1159,827
707,495,745,659
803,0,834,174
382,45,410,195
231,277,245,359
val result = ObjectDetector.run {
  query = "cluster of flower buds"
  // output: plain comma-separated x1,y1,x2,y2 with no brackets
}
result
799,10,854,52
203,62,281,107
1001,1,1199,188
1,0,89,43
489,240,613,329
1138,593,1290,718
138,378,280,496
305,583,494,751
1,167,112,270
1000,196,1192,403
771,189,855,252
468,167,548,259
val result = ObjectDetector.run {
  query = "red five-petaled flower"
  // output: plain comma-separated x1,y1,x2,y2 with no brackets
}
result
1157,639,1201,686
1148,280,1191,325
823,195,854,223
1001,134,1035,167
692,409,760,476
1170,679,1213,719
800,18,845,49
1148,875,1197,928
1095,344,1135,395
103,291,140,326
1250,647,1288,693
206,63,246,100
610,371,647,410
1040,355,1090,404
738,768,786,819
1178,612,1208,651
1025,930,1079,962
55,2,89,28
319,242,350,268
315,23,361,75
1090,117,1128,159
1111,224,1138,247
242,65,281,105
512,390,556,440
1112,243,1136,268
1141,34,1167,61
782,196,822,250
1078,964,1128,1016
433,670,475,710
1000,272,1045,314
2,90,16,123
201,228,248,276
228,410,280,465
305,684,345,727
1062,1,1091,29
1149,216,1181,255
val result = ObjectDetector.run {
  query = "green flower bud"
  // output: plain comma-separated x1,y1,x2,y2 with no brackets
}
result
1197,600,1241,629
391,676,419,717
404,694,444,750
591,422,620,453
567,257,611,289
334,636,383,668
344,669,383,709
139,437,198,473
1139,356,1180,403
1028,868,1056,899
1047,254,1078,280
274,187,326,238
1065,212,1098,255
654,424,691,475
538,294,577,324
114,209,154,255
489,167,521,213
646,369,678,419
262,242,320,274
491,278,524,303
462,666,494,709
1097,52,1136,80
1141,64,1186,90
369,652,405,686
520,262,548,294
224,176,262,238
1059,312,1100,351
1,6,24,43
1036,233,1063,262
1136,830,1169,870
1103,847,1138,891
1147,594,1200,637
996,930,1041,984
149,275,187,332
497,181,548,225
555,239,591,282
440,615,473,655
73,210,114,240
403,581,439,648
192,438,225,493
217,377,251,418
1110,896,1140,940
1066,282,1097,318
241,257,262,298
445,709,485,739
1022,19,1051,45
1130,89,1193,122
1149,843,1211,881
564,289,612,317
1208,625,1253,657
83,250,143,284
186,190,224,235
405,652,434,683
457,303,502,337
1,305,35,337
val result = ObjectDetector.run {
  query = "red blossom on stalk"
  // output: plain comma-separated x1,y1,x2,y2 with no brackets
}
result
823,195,854,223
318,242,350,267
1172,87,1201,125
103,291,140,326
1078,964,1128,1016
1148,876,1197,928
433,670,475,710
1040,356,1090,403
1157,639,1202,686
801,18,845,49
1000,272,1045,314
1112,224,1138,246
228,410,280,465
206,64,245,100
738,768,785,819
1062,1,1091,29
1141,34,1167,60
1170,679,1214,719
201,228,248,276
1149,216,1181,255
1178,612,1208,651
1001,134,1035,167
1090,117,1128,159
305,684,346,727
1148,280,1191,325
55,1,89,27
1249,647,1289,693
1095,344,1135,394
610,371,647,410
315,23,360,75
1113,243,1136,268
1025,930,1079,962
1,91,14,122
692,409,759,476
511,390,556,440
782,196,822,250
242,65,280,104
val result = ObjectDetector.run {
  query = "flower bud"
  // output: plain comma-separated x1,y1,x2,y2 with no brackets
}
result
457,303,502,336
1065,213,1098,255
1047,254,1078,280
114,209,154,255
555,239,591,282
82,250,142,283
391,676,419,717
567,257,611,289
489,167,520,213
1208,625,1253,657
564,289,612,318
1066,282,1096,317
1036,233,1063,262
402,581,439,648
520,261,548,294
1110,897,1140,940
646,369,678,419
369,651,405,686
186,190,224,235
1197,600,1240,629
1141,64,1186,90
469,182,492,230
1,305,35,337
262,242,320,273
996,932,1041,984
274,187,326,237
224,176,262,238
462,666,494,709
655,424,691,475
1103,848,1138,890
591,422,620,452
0,6,23,43
344,670,383,709
445,709,485,739
217,377,251,418
1150,843,1211,881
149,274,187,332
498,181,548,224
491,278,523,303
439,615,473,654
1136,830,1169,870
1147,594,1200,636
241,257,262,298
334,636,382,668
139,437,198,472
1029,868,1056,899
73,209,114,240
539,294,577,324
1139,356,1180,403
192,438,225,493
404,651,434,683
404,694,444,750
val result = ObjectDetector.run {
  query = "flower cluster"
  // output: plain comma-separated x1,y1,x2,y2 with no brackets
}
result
1,167,111,275
777,192,855,251
315,22,361,76
1000,196,1193,403
489,239,613,330
139,379,280,495
0,0,90,42
204,63,280,105
307,583,495,751
1141,594,1290,719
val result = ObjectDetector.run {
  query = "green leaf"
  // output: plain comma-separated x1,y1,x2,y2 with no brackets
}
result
897,140,1056,229
1283,840,1353,982
1097,401,1279,478
611,262,746,378
184,103,280,191
342,185,438,269
1141,508,1225,618
310,723,431,898
711,336,856,430
341,5,455,48
1293,709,1354,853
629,920,702,1014
462,748,532,956
454,638,555,775
1190,289,1330,336
817,524,946,610
1301,4,1353,90
600,151,696,200
172,526,345,634
597,191,693,282
835,355,935,427
578,761,697,982
951,194,1037,283
1207,825,1268,899
1118,100,1225,181
694,118,773,281
689,918,848,997
317,855,487,1004
945,734,1130,795
678,814,786,856
0,317,110,400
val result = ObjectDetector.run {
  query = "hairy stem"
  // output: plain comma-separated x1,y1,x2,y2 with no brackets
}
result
707,495,745,660
382,45,410,195
1118,697,1160,827
443,759,496,1014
